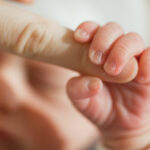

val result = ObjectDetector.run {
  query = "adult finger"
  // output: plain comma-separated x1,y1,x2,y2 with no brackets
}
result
0,1,138,83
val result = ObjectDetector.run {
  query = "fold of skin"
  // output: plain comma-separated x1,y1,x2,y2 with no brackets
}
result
102,82,150,150
0,52,98,150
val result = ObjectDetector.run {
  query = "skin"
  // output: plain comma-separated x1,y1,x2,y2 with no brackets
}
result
0,52,98,150
67,21,150,150
0,1,139,83
0,1,98,150
1,0,149,150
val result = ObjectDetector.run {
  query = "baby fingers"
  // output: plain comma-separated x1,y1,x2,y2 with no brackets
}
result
74,21,99,43
136,47,150,83
89,22,124,65
67,76,102,101
104,32,145,75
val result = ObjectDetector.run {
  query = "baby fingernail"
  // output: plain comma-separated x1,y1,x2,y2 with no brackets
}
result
139,76,146,82
104,61,118,75
87,79,101,91
89,50,103,64
75,29,89,39
137,74,148,83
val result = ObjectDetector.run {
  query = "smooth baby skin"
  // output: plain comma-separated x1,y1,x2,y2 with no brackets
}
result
0,1,140,83
67,22,150,150
74,21,145,79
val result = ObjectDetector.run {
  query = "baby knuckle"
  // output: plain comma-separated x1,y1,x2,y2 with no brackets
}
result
127,32,145,47
105,22,124,32
116,42,130,56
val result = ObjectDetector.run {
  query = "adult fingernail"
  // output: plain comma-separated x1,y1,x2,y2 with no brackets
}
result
89,50,103,64
75,29,90,39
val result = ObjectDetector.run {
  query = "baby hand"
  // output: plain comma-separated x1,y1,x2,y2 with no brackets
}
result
68,21,150,150
74,21,145,77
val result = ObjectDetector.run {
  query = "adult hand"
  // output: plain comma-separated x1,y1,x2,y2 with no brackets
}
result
0,1,138,83
0,50,97,150
0,1,98,150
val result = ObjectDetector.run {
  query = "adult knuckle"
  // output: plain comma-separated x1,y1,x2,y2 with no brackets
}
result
15,20,50,57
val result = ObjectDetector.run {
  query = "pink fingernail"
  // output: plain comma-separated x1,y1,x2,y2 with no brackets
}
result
89,50,103,64
87,79,101,91
137,74,148,83
104,61,118,75
75,29,89,39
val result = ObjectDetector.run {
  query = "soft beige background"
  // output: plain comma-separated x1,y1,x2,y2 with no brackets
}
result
9,0,150,44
